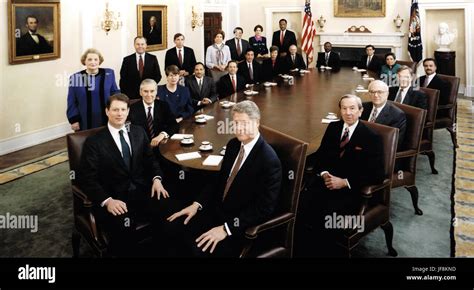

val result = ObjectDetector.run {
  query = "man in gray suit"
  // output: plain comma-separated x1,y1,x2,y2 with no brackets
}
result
184,62,218,111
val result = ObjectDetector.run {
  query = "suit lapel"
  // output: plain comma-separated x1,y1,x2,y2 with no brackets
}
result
128,126,141,172
104,128,129,172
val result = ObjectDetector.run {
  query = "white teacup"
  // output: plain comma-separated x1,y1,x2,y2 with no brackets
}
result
181,136,194,144
201,141,212,150
352,66,358,71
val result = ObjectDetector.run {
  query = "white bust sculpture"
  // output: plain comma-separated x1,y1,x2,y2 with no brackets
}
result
434,22,455,52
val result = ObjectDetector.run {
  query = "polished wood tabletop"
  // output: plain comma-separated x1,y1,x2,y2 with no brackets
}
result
159,67,373,171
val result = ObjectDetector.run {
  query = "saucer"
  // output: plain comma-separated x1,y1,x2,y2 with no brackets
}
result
180,139,194,145
199,145,213,151
195,118,207,124
326,115,338,120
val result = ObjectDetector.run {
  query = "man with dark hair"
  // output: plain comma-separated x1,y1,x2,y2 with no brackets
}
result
316,42,341,70
217,61,246,97
79,93,169,256
164,33,197,77
358,45,382,73
120,37,162,99
185,62,218,111
271,19,297,57
388,66,427,110
225,27,250,62
418,58,450,107
16,15,53,56
238,48,263,84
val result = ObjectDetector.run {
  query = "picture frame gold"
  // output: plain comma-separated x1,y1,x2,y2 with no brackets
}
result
334,0,385,17
8,0,61,65
137,5,167,51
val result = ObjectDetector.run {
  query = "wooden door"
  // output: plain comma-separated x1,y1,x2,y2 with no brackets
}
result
203,13,222,59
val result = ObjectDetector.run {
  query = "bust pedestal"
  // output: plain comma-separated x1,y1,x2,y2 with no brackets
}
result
434,51,456,76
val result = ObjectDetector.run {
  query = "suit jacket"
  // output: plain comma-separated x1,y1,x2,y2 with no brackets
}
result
79,125,163,204
217,74,246,97
184,75,218,110
144,27,161,45
225,38,250,62
164,46,197,75
358,55,383,74
310,120,384,194
316,51,341,70
119,53,162,99
196,135,282,236
271,30,297,54
388,86,428,110
261,58,284,81
282,53,307,72
418,74,450,106
127,100,179,141
16,33,52,56
361,101,407,150
238,60,263,84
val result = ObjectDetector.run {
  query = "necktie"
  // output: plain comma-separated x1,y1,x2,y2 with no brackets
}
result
223,145,245,201
236,39,241,56
369,108,378,122
280,31,284,46
138,55,144,78
249,63,253,80
367,56,371,68
292,55,295,64
339,127,350,158
198,78,203,91
119,130,131,169
178,49,183,67
394,89,403,103
231,75,236,92
325,53,329,66
423,76,430,87
146,106,155,139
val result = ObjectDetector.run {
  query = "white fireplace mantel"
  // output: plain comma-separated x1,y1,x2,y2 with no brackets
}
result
318,32,406,59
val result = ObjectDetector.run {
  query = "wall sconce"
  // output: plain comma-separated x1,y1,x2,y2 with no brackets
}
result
100,2,122,35
191,6,203,31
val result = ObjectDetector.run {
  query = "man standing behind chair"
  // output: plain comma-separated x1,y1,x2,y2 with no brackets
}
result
185,62,218,111
165,100,282,257
316,42,341,70
16,15,53,56
271,19,297,58
282,44,307,73
417,58,450,108
120,37,162,99
238,48,263,84
165,33,197,78
79,93,169,257
362,80,406,150
225,27,250,62
358,45,382,74
217,61,246,97
388,66,427,110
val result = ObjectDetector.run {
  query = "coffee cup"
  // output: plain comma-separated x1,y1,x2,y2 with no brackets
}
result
201,141,212,150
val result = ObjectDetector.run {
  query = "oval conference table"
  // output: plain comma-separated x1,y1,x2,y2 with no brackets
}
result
160,67,375,171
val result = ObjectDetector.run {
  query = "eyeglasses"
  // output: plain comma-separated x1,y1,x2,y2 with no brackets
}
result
369,90,388,95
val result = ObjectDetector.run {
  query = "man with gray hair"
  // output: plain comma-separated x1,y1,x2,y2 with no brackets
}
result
164,100,282,257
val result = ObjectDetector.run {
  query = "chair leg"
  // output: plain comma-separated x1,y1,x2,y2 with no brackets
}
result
406,186,423,215
447,127,458,148
423,151,438,174
72,230,81,258
381,222,398,257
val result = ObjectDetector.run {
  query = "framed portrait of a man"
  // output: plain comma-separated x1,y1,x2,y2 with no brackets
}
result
137,5,167,52
8,0,61,64
334,0,385,17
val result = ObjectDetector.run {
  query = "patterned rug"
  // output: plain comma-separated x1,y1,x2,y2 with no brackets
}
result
454,99,474,257
0,150,68,185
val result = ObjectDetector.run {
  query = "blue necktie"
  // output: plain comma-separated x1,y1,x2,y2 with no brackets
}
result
119,130,131,169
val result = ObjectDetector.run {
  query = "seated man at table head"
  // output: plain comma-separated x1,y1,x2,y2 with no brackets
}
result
358,45,382,74
262,46,284,81
165,33,197,78
225,27,250,62
316,42,341,70
185,62,218,111
157,65,194,123
217,60,246,98
362,80,407,150
238,48,263,84
283,44,307,72
128,79,178,149
418,58,450,107
388,65,427,110
165,100,282,257
79,93,169,256
271,18,297,58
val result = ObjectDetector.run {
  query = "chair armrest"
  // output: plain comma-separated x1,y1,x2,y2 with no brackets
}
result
72,185,93,207
245,212,294,239
360,179,390,198
438,104,453,110
396,149,418,159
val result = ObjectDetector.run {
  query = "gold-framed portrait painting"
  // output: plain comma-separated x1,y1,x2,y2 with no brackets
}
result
334,0,385,17
137,5,167,51
8,0,61,65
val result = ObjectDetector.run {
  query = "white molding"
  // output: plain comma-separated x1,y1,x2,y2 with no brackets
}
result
264,6,305,49
0,123,71,156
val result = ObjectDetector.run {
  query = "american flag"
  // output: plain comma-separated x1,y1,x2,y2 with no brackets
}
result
302,0,317,63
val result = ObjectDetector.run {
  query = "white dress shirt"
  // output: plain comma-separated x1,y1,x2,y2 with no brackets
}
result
424,73,436,87
369,102,387,121
29,31,39,44
397,86,411,104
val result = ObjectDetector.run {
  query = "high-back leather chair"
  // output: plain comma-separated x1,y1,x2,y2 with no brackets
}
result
419,87,440,174
392,102,427,215
239,125,308,258
435,74,460,148
396,60,416,71
336,121,399,257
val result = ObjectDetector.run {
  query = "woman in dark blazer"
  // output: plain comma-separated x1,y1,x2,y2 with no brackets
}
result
249,25,269,58
262,46,284,81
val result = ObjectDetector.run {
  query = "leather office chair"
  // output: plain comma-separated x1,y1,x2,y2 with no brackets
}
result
396,60,417,71
392,102,427,215
434,74,460,148
239,125,308,258
336,121,399,257
419,87,440,174
67,127,151,257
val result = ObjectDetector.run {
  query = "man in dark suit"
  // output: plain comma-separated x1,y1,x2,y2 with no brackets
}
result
165,100,282,257
238,48,263,84
418,58,450,107
362,80,406,150
225,27,250,62
358,45,383,74
282,44,307,73
271,19,297,57
185,62,218,111
316,42,341,70
144,16,161,45
164,33,197,77
217,60,246,97
120,36,162,99
16,15,53,56
299,94,384,257
388,66,427,110
79,93,169,256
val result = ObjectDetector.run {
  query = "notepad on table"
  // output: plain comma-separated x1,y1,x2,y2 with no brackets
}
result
322,118,340,124
202,155,223,166
355,89,369,93
175,152,201,161
170,134,194,140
